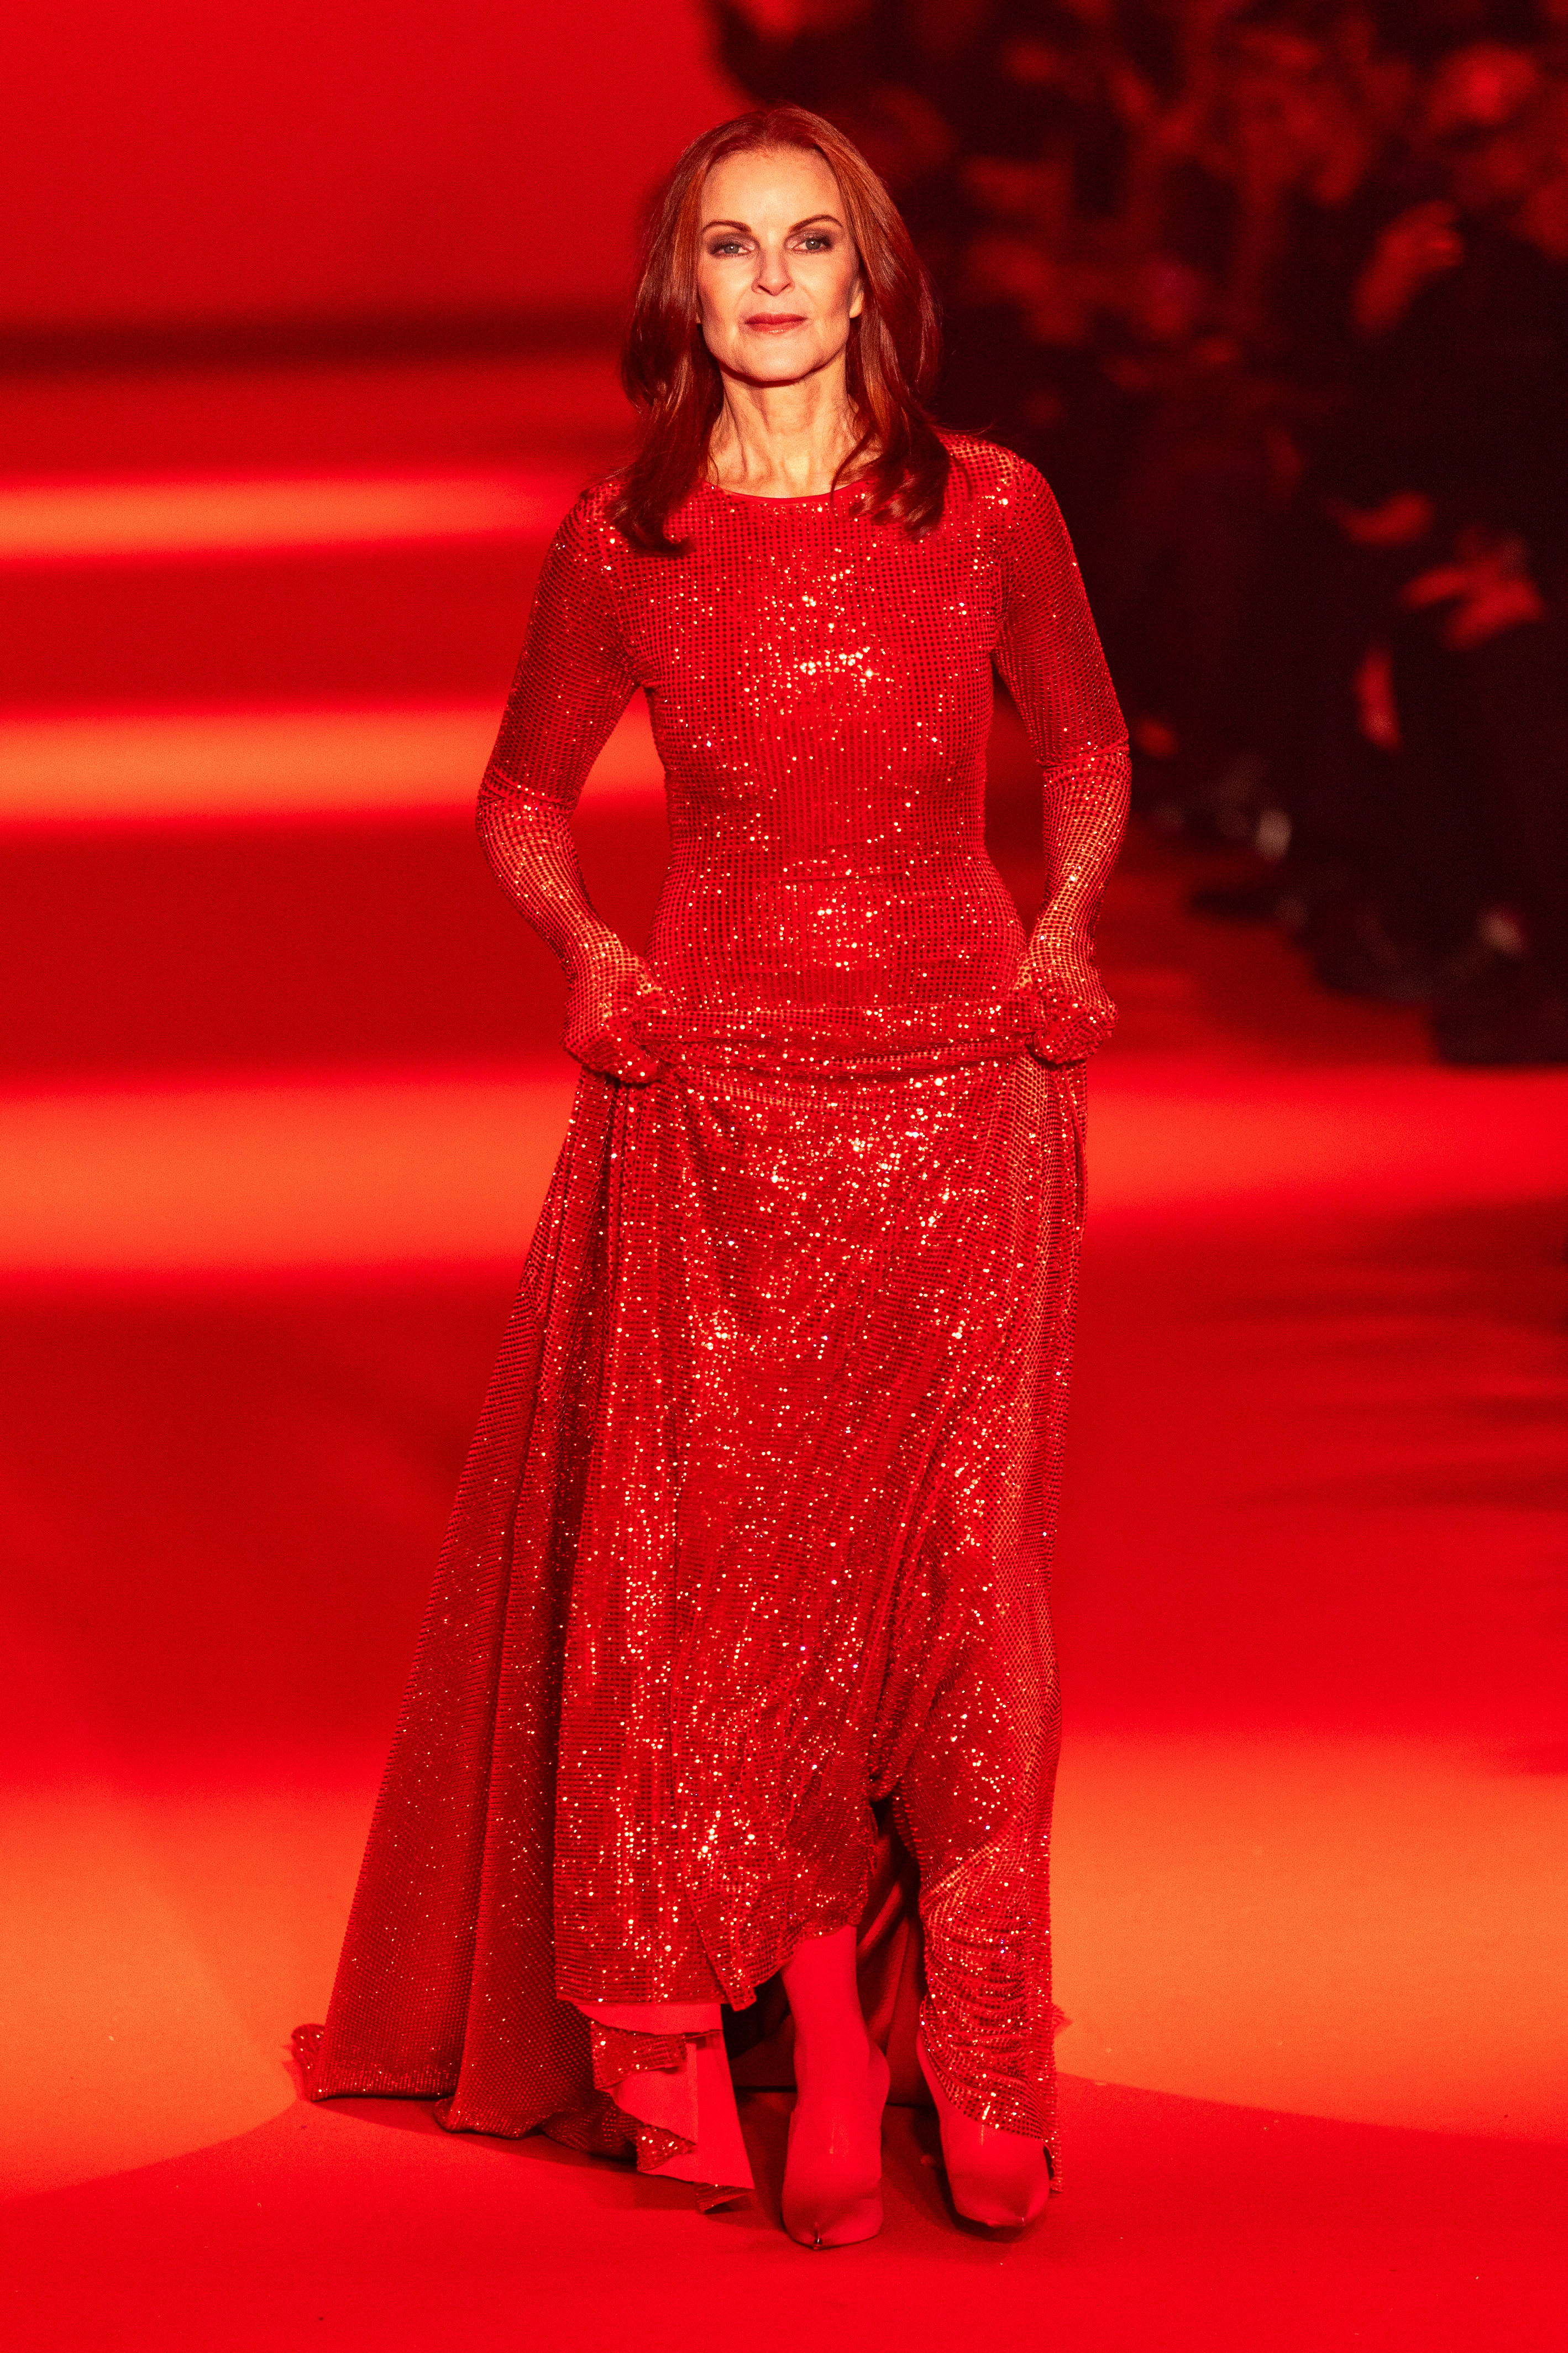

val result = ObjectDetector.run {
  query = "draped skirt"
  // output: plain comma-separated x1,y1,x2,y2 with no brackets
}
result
302,1040,1085,2178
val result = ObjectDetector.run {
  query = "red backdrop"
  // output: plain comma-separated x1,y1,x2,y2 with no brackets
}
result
2,1,741,330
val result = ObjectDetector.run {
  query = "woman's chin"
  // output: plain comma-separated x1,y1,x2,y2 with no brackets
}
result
722,338,837,388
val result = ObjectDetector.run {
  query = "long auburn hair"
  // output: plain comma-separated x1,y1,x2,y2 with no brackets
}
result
610,107,948,555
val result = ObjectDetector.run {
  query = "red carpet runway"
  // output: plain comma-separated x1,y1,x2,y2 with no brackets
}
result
1,354,1564,2348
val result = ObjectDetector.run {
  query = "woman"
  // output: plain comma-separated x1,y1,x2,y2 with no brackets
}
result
298,105,1128,2248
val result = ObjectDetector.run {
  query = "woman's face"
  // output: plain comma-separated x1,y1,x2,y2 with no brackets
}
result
695,145,864,388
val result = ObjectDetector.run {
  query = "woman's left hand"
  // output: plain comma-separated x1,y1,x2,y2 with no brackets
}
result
1010,933,1118,1066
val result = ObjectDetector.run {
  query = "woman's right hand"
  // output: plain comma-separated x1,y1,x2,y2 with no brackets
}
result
562,935,680,1085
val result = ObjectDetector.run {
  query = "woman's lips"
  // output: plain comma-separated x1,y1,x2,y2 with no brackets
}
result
744,315,806,332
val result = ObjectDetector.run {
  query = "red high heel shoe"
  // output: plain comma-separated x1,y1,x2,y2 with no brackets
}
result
782,2041,890,2249
917,2031,1051,2229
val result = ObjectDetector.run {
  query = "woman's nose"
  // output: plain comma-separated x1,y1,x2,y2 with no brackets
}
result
754,251,793,295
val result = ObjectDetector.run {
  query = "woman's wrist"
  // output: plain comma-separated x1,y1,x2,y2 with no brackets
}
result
565,926,630,981
1026,916,1092,973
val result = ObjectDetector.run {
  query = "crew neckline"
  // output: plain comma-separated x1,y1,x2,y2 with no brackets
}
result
699,479,842,508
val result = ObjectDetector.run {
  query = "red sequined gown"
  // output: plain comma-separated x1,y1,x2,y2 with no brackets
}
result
301,435,1129,2183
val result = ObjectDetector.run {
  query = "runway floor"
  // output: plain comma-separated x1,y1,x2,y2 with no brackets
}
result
2,353,1565,2348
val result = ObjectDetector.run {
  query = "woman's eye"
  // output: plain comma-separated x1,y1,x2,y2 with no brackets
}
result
709,240,747,257
798,236,832,252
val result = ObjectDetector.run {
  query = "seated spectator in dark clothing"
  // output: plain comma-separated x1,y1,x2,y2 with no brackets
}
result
1312,41,1568,1059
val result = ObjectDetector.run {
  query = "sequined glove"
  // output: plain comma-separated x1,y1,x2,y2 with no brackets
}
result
1010,930,1117,1066
563,934,681,1085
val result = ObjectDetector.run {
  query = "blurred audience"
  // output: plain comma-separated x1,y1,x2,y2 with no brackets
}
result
711,0,1568,1062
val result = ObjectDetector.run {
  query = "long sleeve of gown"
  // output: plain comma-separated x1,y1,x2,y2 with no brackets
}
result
994,468,1130,1060
478,496,673,1082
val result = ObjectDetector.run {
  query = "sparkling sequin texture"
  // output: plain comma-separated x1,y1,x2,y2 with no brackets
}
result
303,436,1129,2169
